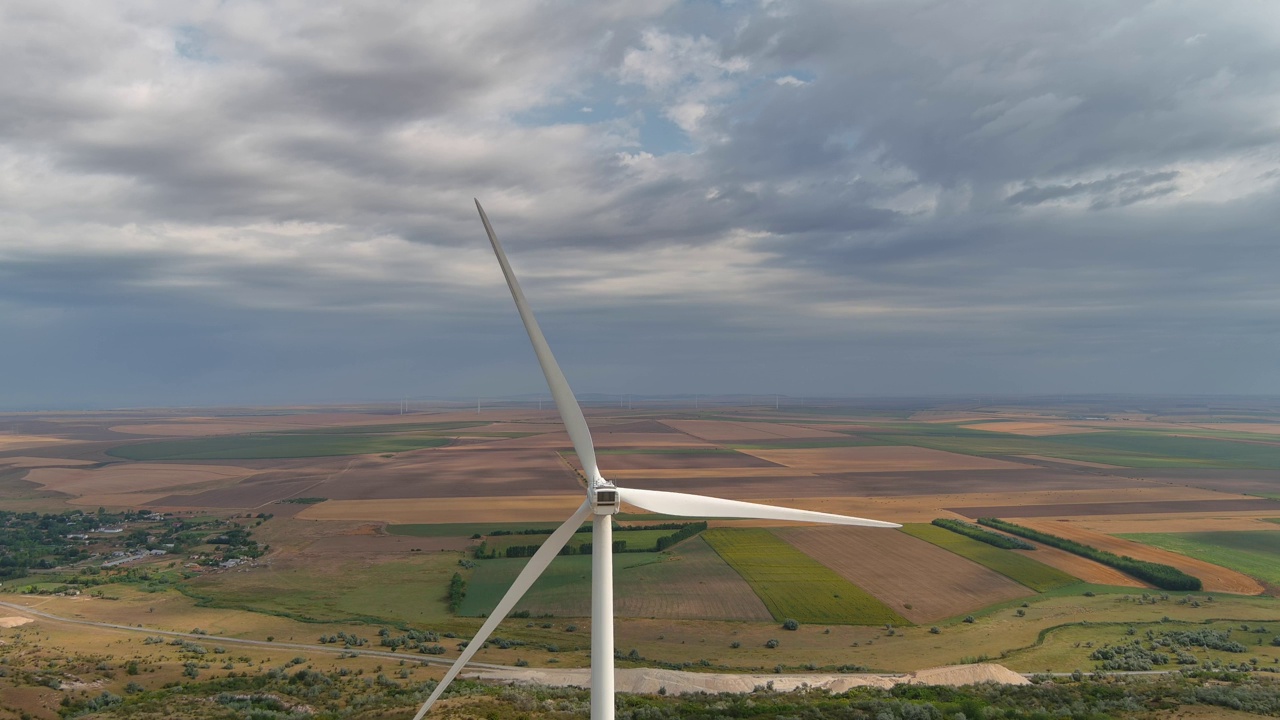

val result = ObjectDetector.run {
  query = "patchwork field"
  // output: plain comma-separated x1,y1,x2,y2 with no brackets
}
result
1012,519,1264,595
773,526,1032,623
899,524,1078,592
460,537,773,621
107,432,455,460
960,422,1098,436
25,463,256,498
661,420,851,442
948,498,1280,518
702,528,908,625
739,446,1032,473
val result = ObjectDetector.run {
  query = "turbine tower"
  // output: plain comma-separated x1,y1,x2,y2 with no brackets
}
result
412,200,900,720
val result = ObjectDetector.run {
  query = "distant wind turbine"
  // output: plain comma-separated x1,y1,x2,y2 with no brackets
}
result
412,200,900,720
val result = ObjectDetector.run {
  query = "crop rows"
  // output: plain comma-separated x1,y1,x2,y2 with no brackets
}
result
900,524,1077,592
702,528,908,625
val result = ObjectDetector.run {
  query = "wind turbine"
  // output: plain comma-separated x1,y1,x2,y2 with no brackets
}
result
413,200,900,720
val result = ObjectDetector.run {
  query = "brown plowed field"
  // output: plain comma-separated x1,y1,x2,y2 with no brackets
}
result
774,526,1032,623
949,498,1280,519
1013,519,1264,595
0,456,96,468
479,432,713,450
741,446,1032,473
661,420,850,441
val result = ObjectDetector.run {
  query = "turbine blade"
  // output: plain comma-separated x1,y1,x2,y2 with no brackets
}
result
411,499,593,720
616,487,900,528
475,199,603,485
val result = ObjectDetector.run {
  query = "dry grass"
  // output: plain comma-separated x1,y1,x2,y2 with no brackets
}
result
961,422,1099,436
1013,518,1264,595
0,435,78,450
738,446,1033,473
297,495,585,523
25,463,255,497
774,526,1032,623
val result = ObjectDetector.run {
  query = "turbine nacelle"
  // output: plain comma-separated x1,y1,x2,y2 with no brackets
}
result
591,482,620,515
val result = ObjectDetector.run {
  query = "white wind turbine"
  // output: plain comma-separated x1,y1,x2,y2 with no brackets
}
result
413,200,900,720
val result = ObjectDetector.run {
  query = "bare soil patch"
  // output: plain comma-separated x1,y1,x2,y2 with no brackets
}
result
741,446,1032,473
775,526,1031,623
948,498,1280,519
0,616,33,628
661,420,850,441
25,463,255,497
1014,519,1264,595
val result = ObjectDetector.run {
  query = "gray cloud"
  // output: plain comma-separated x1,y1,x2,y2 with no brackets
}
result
2,0,1279,408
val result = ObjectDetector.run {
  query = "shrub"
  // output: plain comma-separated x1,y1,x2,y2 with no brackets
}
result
765,639,779,649
782,618,799,631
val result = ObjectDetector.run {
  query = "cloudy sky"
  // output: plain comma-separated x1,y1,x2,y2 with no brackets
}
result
3,0,1279,409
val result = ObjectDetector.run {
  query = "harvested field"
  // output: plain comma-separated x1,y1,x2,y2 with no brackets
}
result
150,478,326,508
774,526,1032,623
1014,519,1263,595
24,463,255,497
1066,517,1280,534
809,469,1148,496
703,528,908,625
739,446,1032,473
0,435,77,450
661,420,850,442
107,411,534,437
1111,468,1280,498
0,456,96,468
297,495,585,523
962,422,1098,436
948,498,1280,519
309,449,583,500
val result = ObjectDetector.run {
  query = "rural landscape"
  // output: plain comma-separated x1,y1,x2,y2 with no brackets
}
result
3,396,1280,718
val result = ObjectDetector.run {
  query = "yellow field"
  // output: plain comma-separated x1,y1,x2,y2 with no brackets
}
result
25,463,255,497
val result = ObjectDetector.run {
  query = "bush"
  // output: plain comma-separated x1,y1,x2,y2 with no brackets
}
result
782,618,799,631
765,639,779,649
930,626,941,634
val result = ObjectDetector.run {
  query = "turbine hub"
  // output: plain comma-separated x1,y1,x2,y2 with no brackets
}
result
591,481,619,515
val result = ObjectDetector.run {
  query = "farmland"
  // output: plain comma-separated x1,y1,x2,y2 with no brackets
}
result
702,528,908,625
899,524,1078,592
7,396,1280,699
1119,530,1280,586
108,432,453,460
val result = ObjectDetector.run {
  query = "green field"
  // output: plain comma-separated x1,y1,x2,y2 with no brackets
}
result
458,553,663,617
483,528,682,554
900,524,1078,592
702,528,908,625
1118,530,1280,585
108,433,454,460
183,554,463,626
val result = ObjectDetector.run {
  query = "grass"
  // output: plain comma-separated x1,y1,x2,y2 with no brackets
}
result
900,524,1078,592
458,553,663,617
483,529,682,554
182,553,464,626
702,528,908,625
1118,531,1280,586
107,433,453,460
